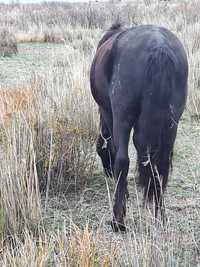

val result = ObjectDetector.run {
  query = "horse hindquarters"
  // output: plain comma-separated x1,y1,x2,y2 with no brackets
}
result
133,47,187,219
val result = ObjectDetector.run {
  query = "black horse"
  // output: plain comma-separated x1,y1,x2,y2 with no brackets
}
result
90,24,188,232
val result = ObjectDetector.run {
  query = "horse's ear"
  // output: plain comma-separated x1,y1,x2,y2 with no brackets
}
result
108,23,122,31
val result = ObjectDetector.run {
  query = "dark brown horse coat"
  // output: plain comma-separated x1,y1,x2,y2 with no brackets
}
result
90,24,188,232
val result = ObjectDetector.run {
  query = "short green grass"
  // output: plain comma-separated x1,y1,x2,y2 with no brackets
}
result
0,43,71,87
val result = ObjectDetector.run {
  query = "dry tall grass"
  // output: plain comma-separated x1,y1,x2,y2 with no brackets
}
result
0,45,97,222
1,224,120,266
0,0,199,266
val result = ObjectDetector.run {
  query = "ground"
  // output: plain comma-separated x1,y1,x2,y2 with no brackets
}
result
43,114,200,265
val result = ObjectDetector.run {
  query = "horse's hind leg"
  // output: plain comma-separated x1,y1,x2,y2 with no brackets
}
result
111,118,132,232
133,121,176,225
96,110,115,177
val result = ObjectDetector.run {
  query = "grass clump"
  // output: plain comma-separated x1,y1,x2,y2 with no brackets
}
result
0,115,42,237
35,116,96,195
0,29,18,57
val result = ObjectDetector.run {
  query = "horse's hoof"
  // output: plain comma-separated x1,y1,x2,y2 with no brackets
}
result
110,220,127,232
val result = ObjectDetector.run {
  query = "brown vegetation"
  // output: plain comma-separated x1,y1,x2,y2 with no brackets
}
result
0,87,35,126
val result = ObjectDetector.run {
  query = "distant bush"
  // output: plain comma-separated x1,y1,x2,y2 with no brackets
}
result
0,29,18,57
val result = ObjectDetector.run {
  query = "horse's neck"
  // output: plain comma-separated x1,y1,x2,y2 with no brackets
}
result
97,30,124,49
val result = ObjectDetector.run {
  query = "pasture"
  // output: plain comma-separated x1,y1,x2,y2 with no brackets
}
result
0,1,200,266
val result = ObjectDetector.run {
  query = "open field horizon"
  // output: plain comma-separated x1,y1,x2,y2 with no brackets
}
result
0,0,200,266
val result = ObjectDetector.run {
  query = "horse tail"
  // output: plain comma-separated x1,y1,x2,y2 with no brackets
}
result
136,47,177,203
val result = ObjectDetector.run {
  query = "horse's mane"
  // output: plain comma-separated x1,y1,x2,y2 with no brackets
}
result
97,23,124,49
108,23,122,31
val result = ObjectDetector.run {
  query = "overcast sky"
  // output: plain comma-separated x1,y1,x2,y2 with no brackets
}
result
0,0,104,3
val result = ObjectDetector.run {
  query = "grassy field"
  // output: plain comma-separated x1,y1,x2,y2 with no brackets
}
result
0,1,200,266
